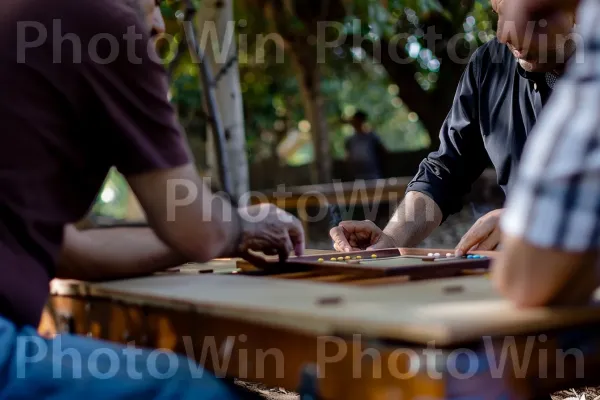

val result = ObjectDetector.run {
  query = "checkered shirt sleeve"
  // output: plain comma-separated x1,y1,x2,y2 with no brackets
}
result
501,0,600,251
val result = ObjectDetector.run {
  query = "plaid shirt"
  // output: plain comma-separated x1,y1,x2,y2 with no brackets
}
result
501,0,600,251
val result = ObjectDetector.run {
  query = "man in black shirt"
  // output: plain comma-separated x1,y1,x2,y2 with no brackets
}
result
330,0,576,254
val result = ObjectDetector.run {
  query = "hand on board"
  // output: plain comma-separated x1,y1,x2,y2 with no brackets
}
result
237,204,305,261
455,209,503,256
329,220,397,252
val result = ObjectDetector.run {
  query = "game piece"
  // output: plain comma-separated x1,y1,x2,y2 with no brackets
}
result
337,257,344,261
371,254,377,258
427,253,434,257
446,253,453,257
318,258,324,263
356,256,362,260
434,253,441,257
330,257,337,261
345,256,351,260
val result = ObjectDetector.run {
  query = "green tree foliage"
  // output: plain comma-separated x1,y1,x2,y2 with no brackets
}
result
161,0,496,166
332,0,497,147
91,168,129,218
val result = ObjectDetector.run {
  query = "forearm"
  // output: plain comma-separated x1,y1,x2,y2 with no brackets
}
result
383,191,443,247
492,234,599,307
56,225,189,281
155,187,243,261
127,164,243,263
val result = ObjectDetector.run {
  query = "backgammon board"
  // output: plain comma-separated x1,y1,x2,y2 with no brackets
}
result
236,247,494,281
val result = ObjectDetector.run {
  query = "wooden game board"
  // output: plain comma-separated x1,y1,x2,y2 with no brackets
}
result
237,247,494,281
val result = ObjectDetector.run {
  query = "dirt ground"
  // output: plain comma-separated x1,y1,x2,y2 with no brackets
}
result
237,381,600,400
235,381,299,400
552,388,600,400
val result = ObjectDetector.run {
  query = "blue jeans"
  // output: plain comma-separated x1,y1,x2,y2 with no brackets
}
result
0,316,243,399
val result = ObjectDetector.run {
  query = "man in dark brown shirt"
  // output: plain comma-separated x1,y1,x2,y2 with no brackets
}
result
0,0,303,398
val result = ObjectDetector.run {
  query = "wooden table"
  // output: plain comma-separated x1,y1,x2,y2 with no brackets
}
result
40,249,600,400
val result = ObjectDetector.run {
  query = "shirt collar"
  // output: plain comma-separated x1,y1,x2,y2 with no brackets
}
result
516,64,560,91
516,65,546,86
545,72,558,89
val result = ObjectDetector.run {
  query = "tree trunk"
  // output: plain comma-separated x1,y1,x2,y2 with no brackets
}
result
262,0,332,184
292,52,332,184
196,0,249,203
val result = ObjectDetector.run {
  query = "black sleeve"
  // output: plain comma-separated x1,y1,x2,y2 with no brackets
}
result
406,50,490,222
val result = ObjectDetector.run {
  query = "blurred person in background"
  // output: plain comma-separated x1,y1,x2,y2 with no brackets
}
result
345,110,387,181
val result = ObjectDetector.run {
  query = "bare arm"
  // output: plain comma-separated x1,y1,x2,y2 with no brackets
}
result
56,224,188,281
330,191,443,251
125,163,304,263
125,163,241,263
491,234,599,308
383,191,443,247
57,163,304,281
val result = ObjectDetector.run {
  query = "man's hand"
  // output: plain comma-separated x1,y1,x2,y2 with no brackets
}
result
455,209,503,256
237,204,305,261
330,220,397,252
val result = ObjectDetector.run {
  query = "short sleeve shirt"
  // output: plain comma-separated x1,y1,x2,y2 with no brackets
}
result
0,0,191,326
